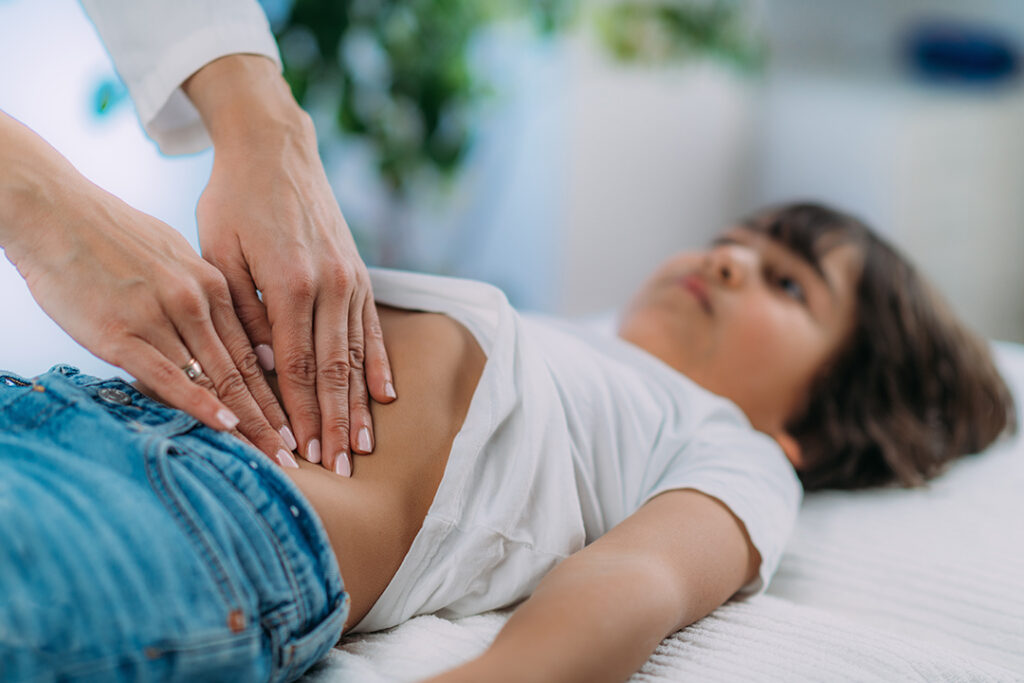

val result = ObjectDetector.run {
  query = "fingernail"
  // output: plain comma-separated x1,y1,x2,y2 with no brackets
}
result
306,438,321,464
334,452,351,477
217,408,240,430
357,426,372,453
255,344,275,371
277,449,299,468
384,381,397,400
279,425,298,451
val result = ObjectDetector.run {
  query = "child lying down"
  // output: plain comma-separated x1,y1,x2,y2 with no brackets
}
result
0,202,1015,682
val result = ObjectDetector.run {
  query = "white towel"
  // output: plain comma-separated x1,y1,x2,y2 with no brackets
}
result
304,597,1018,682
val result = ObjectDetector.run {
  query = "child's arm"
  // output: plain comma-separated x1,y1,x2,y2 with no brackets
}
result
426,488,760,683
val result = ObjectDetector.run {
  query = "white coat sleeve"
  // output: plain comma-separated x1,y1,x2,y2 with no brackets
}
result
79,0,282,155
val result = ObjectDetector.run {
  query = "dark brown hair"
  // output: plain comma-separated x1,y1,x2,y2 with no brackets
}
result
743,202,1017,491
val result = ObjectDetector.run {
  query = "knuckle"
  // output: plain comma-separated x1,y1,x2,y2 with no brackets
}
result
347,344,366,367
285,271,317,301
150,361,180,388
322,412,350,437
234,349,264,380
350,393,370,413
196,261,223,287
96,316,125,337
193,373,217,395
318,358,351,389
200,268,232,307
279,350,318,387
236,305,267,331
100,315,142,346
171,284,207,321
325,262,354,290
212,371,250,406
240,419,277,447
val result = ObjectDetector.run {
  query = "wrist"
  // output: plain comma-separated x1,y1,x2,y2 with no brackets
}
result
2,170,112,273
182,54,313,151
0,120,88,264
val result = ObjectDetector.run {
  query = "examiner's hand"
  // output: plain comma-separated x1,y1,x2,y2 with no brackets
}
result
186,55,395,475
196,124,394,474
8,183,296,466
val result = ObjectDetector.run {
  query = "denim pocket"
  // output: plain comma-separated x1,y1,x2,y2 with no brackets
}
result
160,430,347,682
143,438,252,618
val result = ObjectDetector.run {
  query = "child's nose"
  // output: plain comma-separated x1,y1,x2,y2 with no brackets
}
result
705,245,754,289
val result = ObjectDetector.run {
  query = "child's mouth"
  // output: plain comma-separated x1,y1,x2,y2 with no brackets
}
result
679,274,712,314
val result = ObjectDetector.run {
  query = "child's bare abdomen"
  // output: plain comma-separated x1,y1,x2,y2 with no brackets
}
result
281,305,486,630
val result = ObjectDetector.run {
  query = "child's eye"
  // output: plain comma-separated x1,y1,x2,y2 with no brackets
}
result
768,269,806,303
779,277,805,302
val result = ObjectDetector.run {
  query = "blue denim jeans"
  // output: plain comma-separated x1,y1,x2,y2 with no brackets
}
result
0,365,348,682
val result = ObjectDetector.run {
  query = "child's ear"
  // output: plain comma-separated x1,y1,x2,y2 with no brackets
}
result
771,430,805,469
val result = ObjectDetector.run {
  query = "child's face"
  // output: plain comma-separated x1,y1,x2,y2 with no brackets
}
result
618,227,861,464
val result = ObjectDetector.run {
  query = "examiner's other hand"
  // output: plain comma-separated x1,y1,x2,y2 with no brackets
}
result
9,196,295,467
185,55,395,475
0,109,294,466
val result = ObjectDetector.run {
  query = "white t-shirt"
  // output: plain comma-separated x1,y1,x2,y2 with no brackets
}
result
353,269,803,633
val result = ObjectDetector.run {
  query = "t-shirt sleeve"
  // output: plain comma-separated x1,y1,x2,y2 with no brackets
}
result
79,0,281,155
641,420,803,596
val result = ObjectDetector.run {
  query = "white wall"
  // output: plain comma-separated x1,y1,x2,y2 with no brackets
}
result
558,32,759,315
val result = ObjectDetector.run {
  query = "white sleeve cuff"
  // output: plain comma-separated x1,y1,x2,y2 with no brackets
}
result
133,25,281,156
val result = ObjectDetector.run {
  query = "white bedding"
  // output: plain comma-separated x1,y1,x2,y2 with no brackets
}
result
300,342,1024,682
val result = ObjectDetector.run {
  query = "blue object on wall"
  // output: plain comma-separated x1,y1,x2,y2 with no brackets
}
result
904,20,1019,85
92,76,128,117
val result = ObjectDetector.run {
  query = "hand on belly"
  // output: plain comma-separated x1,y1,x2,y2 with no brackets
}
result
281,306,486,629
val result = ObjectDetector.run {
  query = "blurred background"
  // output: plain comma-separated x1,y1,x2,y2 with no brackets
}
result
1,0,1022,378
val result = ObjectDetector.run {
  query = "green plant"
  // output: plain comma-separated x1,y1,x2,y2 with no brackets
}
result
594,0,764,71
271,0,572,198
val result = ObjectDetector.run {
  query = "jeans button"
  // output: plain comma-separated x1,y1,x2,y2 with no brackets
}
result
98,387,131,405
